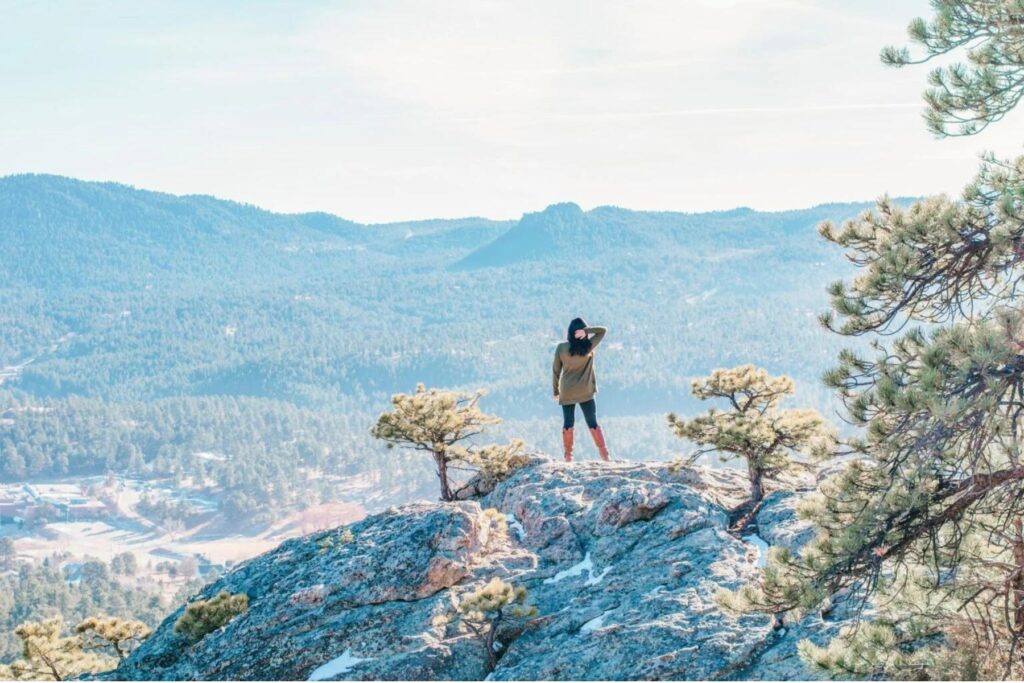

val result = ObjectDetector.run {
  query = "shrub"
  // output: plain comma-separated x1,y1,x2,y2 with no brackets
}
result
456,578,536,672
174,591,249,643
371,384,525,501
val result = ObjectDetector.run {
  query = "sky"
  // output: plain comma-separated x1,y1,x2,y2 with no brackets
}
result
2,0,1023,224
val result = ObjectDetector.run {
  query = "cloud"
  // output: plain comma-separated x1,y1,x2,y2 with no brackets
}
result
291,1,826,129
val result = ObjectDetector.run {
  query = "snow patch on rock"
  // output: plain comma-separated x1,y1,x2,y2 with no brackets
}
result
585,565,611,586
580,609,615,634
307,650,374,681
543,552,609,585
577,610,614,634
744,533,770,568
505,513,526,540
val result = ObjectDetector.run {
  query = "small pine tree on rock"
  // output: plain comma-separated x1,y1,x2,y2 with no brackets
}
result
317,528,355,553
456,578,537,673
371,384,527,501
479,508,510,551
174,591,249,644
76,616,151,661
667,365,835,512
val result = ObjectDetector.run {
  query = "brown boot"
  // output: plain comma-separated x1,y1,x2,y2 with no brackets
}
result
590,426,610,461
562,428,574,462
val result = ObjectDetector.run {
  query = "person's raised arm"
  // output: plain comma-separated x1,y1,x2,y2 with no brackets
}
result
552,347,563,398
587,325,607,350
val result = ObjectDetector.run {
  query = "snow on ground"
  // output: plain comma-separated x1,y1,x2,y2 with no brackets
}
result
307,650,374,681
544,553,593,584
504,513,526,540
645,585,665,598
584,565,611,586
543,552,611,585
14,476,367,567
580,609,615,634
744,533,770,567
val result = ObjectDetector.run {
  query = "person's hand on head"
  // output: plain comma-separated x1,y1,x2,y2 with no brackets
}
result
574,329,586,340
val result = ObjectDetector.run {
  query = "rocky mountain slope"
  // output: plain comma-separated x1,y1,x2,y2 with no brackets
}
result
109,458,850,680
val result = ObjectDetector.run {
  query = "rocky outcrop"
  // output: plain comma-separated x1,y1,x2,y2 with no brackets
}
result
111,458,850,681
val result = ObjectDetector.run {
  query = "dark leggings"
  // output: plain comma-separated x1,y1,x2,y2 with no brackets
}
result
562,399,598,430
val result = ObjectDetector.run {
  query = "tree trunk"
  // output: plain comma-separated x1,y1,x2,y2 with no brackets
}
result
484,619,499,673
1013,517,1024,629
748,462,764,508
435,450,453,502
728,463,765,533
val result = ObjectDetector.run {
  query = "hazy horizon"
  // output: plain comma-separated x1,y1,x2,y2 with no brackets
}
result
0,171,920,225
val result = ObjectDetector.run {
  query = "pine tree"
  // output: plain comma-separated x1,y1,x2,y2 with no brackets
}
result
0,538,15,570
75,616,151,660
721,2,1024,678
455,578,536,673
178,556,199,580
174,591,249,644
371,384,527,501
667,365,835,513
0,615,145,681
110,551,138,576
880,0,1024,137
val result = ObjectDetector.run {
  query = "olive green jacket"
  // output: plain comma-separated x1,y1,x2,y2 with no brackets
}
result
552,326,607,406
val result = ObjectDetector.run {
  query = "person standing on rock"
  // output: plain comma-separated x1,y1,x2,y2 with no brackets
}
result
552,317,610,462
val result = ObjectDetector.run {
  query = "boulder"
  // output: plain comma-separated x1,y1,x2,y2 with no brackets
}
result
109,459,852,681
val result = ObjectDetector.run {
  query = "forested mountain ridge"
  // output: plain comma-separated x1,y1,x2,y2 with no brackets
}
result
0,173,506,290
0,173,906,520
456,201,867,270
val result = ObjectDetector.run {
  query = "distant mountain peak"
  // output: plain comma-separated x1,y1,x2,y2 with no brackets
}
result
538,201,584,216
453,203,596,270
524,202,587,228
